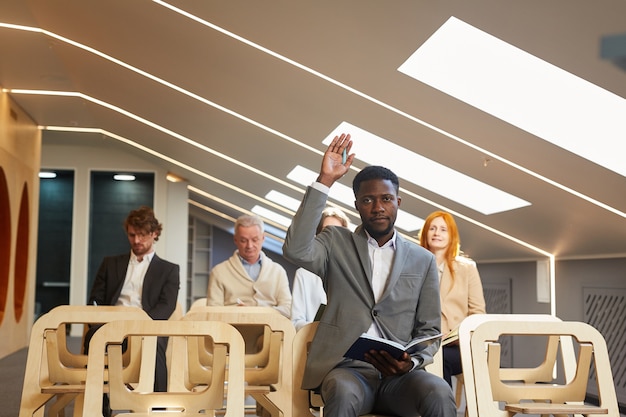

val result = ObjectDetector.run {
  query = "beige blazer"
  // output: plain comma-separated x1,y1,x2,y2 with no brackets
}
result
439,257,486,335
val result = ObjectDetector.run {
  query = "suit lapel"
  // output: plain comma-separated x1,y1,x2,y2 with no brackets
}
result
353,226,372,281
380,234,407,302
439,263,453,299
141,254,160,301
112,254,131,301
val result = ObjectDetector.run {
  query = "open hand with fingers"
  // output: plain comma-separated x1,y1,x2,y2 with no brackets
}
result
316,133,355,187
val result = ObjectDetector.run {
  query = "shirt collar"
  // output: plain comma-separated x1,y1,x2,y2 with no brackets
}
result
131,251,155,263
237,252,262,266
365,229,397,250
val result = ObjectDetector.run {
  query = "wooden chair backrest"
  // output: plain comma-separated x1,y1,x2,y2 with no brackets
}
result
82,319,245,417
19,305,151,417
292,322,319,417
182,306,295,417
475,319,618,416
458,313,573,417
188,297,208,311
460,314,618,417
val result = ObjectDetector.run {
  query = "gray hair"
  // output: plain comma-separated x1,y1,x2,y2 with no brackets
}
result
235,214,265,234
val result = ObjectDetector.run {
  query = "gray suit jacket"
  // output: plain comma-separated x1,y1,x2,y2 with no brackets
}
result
283,186,441,389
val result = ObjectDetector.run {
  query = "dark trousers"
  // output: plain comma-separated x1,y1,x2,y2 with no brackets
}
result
442,344,462,387
320,359,456,417
84,324,168,391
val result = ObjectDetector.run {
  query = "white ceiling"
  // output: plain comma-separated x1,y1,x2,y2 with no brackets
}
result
2,0,626,262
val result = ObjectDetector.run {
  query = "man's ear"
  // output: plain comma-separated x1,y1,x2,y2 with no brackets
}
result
397,196,401,207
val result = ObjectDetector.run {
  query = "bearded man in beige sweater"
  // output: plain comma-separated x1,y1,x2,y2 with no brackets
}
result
207,214,292,318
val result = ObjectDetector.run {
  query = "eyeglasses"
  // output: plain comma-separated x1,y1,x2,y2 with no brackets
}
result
127,231,153,240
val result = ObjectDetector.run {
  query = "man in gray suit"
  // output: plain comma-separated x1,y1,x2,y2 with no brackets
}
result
283,134,455,417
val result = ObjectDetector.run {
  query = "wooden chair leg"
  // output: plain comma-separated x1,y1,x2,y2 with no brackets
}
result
454,374,468,417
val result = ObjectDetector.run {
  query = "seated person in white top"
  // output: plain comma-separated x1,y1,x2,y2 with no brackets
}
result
291,207,350,331
207,214,292,318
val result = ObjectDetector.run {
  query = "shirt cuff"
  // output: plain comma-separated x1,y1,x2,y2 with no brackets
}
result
409,356,423,371
311,181,330,195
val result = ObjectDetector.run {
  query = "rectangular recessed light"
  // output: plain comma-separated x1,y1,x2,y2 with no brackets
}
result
252,205,292,228
287,165,424,232
265,190,301,212
39,171,57,179
323,122,530,215
113,174,136,181
398,16,626,179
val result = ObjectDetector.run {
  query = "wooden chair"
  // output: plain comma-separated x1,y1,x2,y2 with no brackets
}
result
458,314,576,417
463,316,618,416
292,321,444,417
182,306,295,417
188,297,208,311
187,300,279,383
81,319,246,417
19,305,151,417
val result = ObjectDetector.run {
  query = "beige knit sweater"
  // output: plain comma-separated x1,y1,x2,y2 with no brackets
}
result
207,250,292,318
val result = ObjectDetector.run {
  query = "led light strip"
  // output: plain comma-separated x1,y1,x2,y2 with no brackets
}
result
149,3,626,221
2,22,551,255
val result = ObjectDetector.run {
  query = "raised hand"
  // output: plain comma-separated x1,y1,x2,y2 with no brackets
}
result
316,133,355,187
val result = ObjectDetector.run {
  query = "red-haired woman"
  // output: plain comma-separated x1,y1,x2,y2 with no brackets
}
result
420,211,486,386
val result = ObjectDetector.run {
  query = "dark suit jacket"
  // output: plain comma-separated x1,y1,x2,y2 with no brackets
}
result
88,253,179,320
283,186,442,389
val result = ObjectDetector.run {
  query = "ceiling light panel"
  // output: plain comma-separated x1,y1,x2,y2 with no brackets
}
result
323,122,530,215
265,190,301,212
252,205,292,229
398,16,626,179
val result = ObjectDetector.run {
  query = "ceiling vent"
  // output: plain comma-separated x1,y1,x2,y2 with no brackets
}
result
601,32,626,72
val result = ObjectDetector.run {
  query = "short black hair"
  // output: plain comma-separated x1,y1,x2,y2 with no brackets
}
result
352,166,400,196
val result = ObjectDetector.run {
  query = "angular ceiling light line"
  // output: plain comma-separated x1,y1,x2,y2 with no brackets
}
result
189,199,236,223
149,4,626,220
31,97,539,253
188,186,287,233
0,21,322,157
3,20,619,222
10,89,303,195
42,125,298,218
0,23,579,258
188,199,285,247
